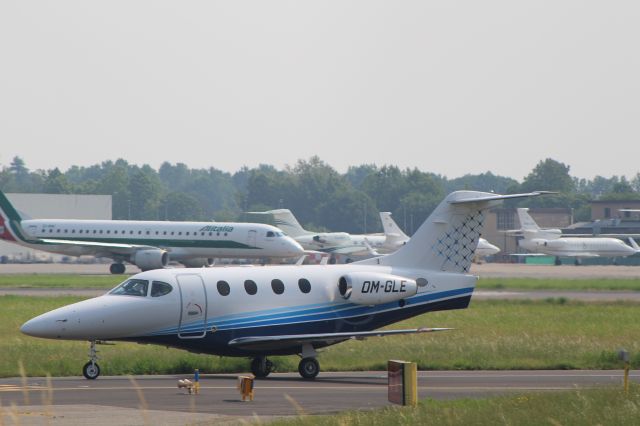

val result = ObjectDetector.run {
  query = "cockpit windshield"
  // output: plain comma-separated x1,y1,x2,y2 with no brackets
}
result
266,231,285,238
109,279,149,297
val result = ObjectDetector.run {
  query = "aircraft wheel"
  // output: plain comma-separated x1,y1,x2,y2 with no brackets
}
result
554,257,562,266
250,357,273,378
298,357,320,380
109,263,126,274
83,361,100,380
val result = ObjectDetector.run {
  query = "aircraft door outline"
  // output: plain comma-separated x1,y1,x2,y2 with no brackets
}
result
177,274,208,339
247,229,257,247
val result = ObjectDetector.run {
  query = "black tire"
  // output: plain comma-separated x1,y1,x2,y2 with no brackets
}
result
554,257,562,266
109,263,125,274
298,357,320,380
250,357,272,378
83,361,100,380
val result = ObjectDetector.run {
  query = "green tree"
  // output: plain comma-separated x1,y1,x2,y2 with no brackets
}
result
520,158,575,193
43,168,71,193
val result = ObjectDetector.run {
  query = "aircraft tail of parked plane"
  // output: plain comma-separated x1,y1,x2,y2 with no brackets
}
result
268,209,312,237
379,212,409,248
515,208,562,240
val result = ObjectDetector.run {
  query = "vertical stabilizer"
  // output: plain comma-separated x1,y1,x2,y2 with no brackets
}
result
516,208,541,232
267,209,310,237
380,212,409,241
364,191,543,272
0,190,25,242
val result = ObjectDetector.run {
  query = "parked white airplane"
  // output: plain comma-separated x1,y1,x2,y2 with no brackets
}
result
515,208,638,264
21,191,544,380
254,209,406,258
475,238,500,260
0,191,303,274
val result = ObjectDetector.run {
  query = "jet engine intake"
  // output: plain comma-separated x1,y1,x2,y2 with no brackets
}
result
338,272,417,305
132,249,169,271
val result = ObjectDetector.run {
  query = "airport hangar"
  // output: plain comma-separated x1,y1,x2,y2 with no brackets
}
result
0,193,112,262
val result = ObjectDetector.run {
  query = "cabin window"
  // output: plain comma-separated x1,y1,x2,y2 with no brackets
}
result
57,229,61,233
146,231,150,235
271,279,285,295
138,231,142,235
109,279,149,297
130,230,134,234
244,280,258,295
201,232,205,236
49,229,53,233
298,278,311,294
224,232,228,236
79,230,83,234
113,230,118,234
106,230,110,234
217,280,231,296
178,232,182,236
171,231,175,235
72,229,75,233
99,230,103,234
209,232,212,236
155,231,159,235
163,231,167,235
186,232,190,236
217,232,220,236
151,281,173,297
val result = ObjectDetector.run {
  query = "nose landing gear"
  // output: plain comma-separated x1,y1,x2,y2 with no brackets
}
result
82,340,101,380
109,263,126,274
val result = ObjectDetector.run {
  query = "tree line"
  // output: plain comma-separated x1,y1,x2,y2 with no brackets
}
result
1,156,639,235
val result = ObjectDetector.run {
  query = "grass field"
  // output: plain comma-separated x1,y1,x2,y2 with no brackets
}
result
0,274,125,289
1,274,639,291
1,296,638,378
477,277,640,291
271,386,640,426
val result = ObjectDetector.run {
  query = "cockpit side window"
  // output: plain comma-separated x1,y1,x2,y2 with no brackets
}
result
151,281,173,297
109,279,149,297
266,231,275,237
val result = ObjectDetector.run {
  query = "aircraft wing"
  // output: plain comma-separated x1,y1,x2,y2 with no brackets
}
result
322,246,369,256
228,327,451,351
39,238,157,255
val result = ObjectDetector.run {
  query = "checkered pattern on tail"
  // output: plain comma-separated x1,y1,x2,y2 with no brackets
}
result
431,210,485,273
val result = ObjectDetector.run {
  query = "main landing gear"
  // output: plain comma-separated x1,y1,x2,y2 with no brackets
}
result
250,356,274,378
109,263,126,274
83,340,101,380
297,344,320,380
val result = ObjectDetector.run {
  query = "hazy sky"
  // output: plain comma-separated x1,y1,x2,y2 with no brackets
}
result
1,1,639,181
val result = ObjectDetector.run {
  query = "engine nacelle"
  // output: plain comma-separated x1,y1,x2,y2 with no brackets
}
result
132,249,169,271
338,272,417,305
180,258,214,268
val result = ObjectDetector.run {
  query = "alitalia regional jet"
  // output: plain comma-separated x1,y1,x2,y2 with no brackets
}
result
0,191,303,273
21,190,544,380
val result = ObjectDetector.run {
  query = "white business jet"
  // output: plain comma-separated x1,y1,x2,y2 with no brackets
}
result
0,190,303,274
515,208,637,265
21,190,544,380
254,209,407,258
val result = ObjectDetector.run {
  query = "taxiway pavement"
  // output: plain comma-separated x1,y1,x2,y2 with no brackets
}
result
1,370,637,425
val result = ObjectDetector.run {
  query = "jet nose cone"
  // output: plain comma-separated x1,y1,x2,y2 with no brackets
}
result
21,314,66,338
287,238,304,256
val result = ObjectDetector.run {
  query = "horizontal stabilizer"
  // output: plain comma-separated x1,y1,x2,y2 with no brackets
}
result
448,191,552,205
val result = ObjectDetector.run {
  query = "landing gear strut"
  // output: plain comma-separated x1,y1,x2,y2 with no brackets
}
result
554,257,562,266
109,263,126,274
250,356,274,378
297,343,320,380
83,340,101,380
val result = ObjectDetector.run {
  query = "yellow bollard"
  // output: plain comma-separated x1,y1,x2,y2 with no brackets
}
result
618,349,631,394
237,375,255,401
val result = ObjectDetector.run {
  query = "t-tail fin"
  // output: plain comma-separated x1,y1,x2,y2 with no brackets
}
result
363,191,545,272
380,212,409,241
516,208,541,232
266,209,310,237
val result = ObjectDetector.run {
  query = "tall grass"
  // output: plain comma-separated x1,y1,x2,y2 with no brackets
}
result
1,296,639,378
270,385,640,426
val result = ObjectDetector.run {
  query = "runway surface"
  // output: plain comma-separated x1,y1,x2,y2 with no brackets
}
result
1,370,637,425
